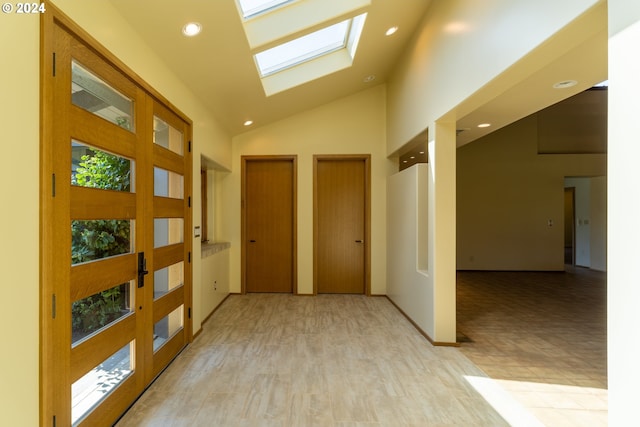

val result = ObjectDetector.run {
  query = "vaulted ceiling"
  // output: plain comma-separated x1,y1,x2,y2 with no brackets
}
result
108,0,607,154
109,0,433,136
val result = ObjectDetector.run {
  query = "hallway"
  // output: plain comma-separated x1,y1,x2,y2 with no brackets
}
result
116,267,607,426
116,294,509,426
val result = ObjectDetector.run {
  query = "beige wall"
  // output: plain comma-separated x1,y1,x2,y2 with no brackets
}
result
225,85,390,295
200,250,230,320
457,115,606,271
0,12,40,427
608,0,640,423
386,0,602,154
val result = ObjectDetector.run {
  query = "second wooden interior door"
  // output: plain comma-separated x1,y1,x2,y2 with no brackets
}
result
315,156,369,294
243,157,296,293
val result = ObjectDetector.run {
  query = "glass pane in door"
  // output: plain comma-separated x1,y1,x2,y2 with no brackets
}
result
153,116,183,155
154,167,184,199
154,261,184,299
71,341,134,426
71,140,134,192
154,218,184,248
71,219,134,265
71,60,134,131
72,281,134,346
153,305,184,352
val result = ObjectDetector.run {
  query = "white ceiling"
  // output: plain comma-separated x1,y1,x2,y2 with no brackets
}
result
108,0,607,151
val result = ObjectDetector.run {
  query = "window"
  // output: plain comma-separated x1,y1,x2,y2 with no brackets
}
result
237,0,292,18
254,14,366,78
201,168,208,243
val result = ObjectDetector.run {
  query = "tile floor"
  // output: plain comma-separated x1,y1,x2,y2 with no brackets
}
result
116,266,607,426
457,266,607,426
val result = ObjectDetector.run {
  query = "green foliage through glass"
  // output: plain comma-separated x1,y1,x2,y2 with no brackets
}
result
71,145,133,338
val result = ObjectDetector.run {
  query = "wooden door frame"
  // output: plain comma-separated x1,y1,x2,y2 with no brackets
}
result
40,5,193,425
241,155,298,294
313,154,371,296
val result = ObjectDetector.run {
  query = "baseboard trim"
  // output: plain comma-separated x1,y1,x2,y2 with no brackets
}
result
193,293,233,339
385,296,460,347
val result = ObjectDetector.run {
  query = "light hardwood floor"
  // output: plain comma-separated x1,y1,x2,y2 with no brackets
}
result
116,267,607,426
116,294,509,426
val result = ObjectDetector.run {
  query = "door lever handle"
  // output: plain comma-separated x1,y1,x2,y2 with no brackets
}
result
138,252,149,288
355,240,364,243
249,239,256,243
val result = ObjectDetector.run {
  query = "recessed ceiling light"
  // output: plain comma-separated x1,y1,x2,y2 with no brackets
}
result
419,151,425,155
553,80,577,89
244,120,253,126
477,123,491,128
363,75,376,83
385,26,398,36
410,156,415,159
182,22,202,37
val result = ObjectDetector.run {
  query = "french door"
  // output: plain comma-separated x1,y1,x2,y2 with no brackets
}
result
41,9,192,426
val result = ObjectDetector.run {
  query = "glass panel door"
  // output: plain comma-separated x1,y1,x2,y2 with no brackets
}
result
41,17,192,427
149,102,192,378
66,37,144,427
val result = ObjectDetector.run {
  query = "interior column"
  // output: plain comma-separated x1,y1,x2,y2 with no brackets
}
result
428,118,457,344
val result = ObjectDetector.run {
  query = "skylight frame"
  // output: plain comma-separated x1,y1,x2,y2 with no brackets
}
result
237,0,293,19
254,17,360,78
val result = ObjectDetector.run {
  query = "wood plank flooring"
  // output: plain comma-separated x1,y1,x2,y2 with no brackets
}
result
116,294,508,426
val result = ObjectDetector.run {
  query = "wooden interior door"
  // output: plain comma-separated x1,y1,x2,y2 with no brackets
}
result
242,157,296,293
41,10,192,426
314,156,370,294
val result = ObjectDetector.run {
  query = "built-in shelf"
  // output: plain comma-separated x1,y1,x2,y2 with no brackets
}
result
201,241,230,258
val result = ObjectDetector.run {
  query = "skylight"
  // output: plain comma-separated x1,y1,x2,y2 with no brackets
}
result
238,0,292,18
255,20,348,77
254,14,366,78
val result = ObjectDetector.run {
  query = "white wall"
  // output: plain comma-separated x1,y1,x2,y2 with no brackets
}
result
225,86,390,295
590,176,607,272
608,0,640,423
565,178,592,267
387,165,433,335
564,176,607,271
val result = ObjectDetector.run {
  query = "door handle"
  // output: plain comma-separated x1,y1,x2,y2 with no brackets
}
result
249,239,257,243
355,240,364,243
138,252,149,288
